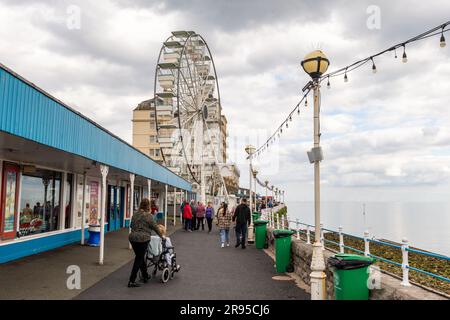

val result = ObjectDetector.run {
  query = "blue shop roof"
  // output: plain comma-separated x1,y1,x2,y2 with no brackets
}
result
0,63,191,191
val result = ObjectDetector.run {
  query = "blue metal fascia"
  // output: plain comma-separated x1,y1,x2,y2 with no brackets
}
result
0,64,191,191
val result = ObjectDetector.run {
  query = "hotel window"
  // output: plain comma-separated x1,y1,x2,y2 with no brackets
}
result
19,168,61,236
149,135,157,143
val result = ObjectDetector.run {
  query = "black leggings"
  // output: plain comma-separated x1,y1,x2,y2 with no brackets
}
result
206,217,213,232
129,240,149,283
196,217,205,230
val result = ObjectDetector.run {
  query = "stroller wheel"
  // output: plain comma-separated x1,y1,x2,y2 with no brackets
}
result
170,269,175,279
161,268,170,283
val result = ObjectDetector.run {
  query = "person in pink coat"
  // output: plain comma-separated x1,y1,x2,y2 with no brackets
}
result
196,201,206,230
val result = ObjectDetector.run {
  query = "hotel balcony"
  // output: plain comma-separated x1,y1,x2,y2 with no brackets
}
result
158,136,175,148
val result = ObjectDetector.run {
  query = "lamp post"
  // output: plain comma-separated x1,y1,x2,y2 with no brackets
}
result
301,49,330,300
245,144,256,243
252,167,258,211
275,187,279,204
264,180,269,220
282,190,285,204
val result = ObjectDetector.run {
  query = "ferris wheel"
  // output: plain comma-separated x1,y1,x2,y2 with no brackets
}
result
153,31,228,202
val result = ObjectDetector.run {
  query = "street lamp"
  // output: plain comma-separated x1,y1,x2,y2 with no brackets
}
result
252,167,258,211
245,144,256,243
275,187,279,204
301,49,330,300
264,180,269,221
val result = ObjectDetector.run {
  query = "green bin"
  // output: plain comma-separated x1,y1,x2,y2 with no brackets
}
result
328,253,375,300
254,220,269,249
252,212,261,223
272,229,295,272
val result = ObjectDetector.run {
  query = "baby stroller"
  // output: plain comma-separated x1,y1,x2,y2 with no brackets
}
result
139,235,181,283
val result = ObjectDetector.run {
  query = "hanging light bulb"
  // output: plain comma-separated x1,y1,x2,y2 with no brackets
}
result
440,28,446,48
280,128,283,134
305,97,308,107
371,57,377,74
327,76,330,89
289,116,292,122
402,45,407,63
344,68,348,82
286,122,289,128
297,107,300,115
394,48,397,59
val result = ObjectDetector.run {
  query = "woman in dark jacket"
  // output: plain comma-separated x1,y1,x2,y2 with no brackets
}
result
128,198,163,287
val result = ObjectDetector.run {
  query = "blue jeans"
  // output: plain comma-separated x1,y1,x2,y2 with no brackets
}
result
220,228,230,244
235,223,248,246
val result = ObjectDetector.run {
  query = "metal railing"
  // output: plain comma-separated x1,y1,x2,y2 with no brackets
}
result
259,208,450,286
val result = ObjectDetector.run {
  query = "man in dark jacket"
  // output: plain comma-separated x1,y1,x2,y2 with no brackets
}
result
232,198,251,249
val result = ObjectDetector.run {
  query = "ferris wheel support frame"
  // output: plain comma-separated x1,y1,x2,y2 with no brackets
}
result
153,32,230,204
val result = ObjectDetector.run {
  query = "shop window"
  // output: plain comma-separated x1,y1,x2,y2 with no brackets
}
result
75,175,90,228
1,163,20,240
19,169,61,237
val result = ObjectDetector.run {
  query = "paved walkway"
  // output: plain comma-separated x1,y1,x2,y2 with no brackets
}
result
75,227,309,300
0,223,179,300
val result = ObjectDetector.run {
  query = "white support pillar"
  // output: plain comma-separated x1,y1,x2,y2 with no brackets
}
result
164,184,168,229
364,230,370,257
180,190,183,224
296,218,300,240
81,173,87,245
147,179,152,201
59,172,68,230
99,165,109,265
306,225,311,244
128,174,135,250
173,187,177,226
401,238,411,286
338,226,344,253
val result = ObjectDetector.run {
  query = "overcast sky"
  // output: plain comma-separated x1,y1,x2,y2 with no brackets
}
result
1,0,450,202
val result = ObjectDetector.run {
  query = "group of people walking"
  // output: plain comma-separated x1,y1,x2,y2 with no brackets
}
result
181,200,215,232
181,198,251,249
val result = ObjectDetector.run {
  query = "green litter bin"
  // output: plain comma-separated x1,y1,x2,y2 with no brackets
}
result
252,212,261,223
328,253,375,300
254,220,269,249
272,229,295,272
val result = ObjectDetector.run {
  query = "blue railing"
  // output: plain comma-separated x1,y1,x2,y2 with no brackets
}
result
272,216,450,286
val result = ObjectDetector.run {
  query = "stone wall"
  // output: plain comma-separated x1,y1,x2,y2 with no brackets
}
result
266,227,447,300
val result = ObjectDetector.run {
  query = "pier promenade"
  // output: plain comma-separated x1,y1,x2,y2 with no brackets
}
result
75,227,309,300
0,220,309,300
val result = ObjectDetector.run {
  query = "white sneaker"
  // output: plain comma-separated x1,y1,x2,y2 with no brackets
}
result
221,243,225,248
226,243,230,247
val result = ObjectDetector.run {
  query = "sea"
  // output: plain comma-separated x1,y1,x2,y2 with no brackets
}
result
285,201,450,256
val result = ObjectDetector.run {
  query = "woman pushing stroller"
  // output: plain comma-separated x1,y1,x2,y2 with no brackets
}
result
128,198,164,288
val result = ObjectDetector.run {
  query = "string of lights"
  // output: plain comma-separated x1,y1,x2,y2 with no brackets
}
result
251,20,449,158
321,21,449,84
252,89,311,159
